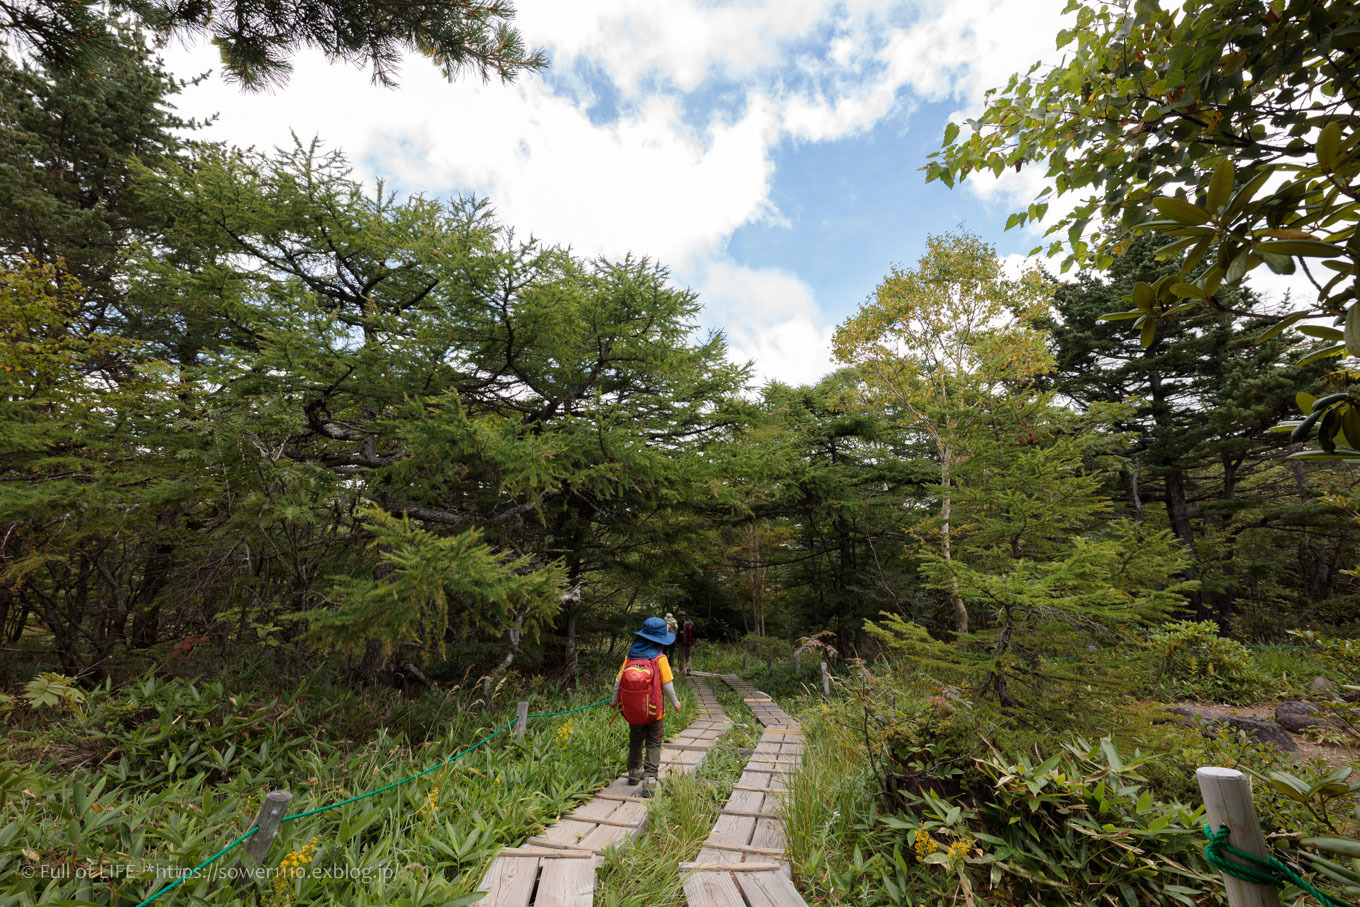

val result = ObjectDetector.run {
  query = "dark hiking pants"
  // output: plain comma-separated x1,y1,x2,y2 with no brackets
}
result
627,719,663,779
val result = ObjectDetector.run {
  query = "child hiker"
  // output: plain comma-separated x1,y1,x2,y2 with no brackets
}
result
612,616,683,797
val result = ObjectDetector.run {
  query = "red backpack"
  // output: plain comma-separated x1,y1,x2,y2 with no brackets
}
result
680,620,696,646
617,656,663,725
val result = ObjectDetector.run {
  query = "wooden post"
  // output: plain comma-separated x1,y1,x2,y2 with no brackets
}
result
820,662,830,696
235,789,291,887
1196,767,1281,907
794,652,801,672
515,701,529,739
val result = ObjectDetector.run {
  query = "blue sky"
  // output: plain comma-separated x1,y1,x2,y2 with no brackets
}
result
162,0,1100,385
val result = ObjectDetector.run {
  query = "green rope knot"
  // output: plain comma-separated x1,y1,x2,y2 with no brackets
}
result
1203,824,1357,907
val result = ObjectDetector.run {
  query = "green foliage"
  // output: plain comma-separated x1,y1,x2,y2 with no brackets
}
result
1148,620,1265,704
867,399,1191,707
737,633,789,672
0,24,191,315
305,505,565,659
21,672,85,714
834,230,1055,634
1,0,544,89
788,671,1220,906
0,667,672,906
930,0,1360,456
891,740,1214,907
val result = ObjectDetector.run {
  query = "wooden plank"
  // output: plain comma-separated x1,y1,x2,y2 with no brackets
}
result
568,798,624,821
595,792,646,802
477,856,540,907
736,869,809,907
726,789,768,813
682,868,746,907
743,697,773,702
750,817,787,853
762,729,804,735
680,862,781,872
535,856,598,907
718,808,778,819
579,820,633,852
541,819,597,844
567,814,639,829
733,785,788,793
703,841,785,857
497,848,591,860
526,837,595,854
711,813,756,847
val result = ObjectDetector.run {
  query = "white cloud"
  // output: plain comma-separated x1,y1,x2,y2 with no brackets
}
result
692,260,837,387
161,1,1076,387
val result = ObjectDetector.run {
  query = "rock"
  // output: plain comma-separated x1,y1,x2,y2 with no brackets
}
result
1168,706,1299,752
1308,676,1360,703
1276,701,1323,733
1230,716,1300,752
1312,676,1338,696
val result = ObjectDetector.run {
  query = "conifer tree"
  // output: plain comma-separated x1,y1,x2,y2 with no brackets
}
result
869,398,1192,706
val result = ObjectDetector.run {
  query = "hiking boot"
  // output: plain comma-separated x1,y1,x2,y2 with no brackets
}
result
639,777,657,798
627,769,643,786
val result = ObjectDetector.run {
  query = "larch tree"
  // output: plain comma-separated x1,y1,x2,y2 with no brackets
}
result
1,0,545,89
832,230,1053,633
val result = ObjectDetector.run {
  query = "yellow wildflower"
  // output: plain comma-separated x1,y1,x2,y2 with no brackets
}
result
913,827,938,861
419,786,440,824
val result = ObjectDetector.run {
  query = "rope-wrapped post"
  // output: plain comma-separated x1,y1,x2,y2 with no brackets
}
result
233,789,290,891
514,701,529,739
1197,767,1281,907
820,661,830,697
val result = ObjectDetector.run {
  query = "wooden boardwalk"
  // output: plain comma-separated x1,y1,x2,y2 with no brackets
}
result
477,680,729,906
682,673,808,907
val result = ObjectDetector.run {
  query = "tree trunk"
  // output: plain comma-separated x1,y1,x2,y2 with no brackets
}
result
940,454,968,634
563,560,582,682
1128,456,1145,521
1163,469,1197,554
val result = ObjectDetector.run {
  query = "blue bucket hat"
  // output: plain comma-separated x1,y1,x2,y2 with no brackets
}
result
635,616,675,647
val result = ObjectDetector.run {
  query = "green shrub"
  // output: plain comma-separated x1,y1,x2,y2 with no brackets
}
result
885,738,1216,907
1148,620,1265,704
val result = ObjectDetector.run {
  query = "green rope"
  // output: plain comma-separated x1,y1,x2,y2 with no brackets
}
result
132,826,259,907
282,716,518,822
1203,825,1358,907
529,697,611,719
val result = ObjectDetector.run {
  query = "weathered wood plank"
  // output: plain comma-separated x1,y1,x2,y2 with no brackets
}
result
682,870,746,907
750,817,787,852
711,813,756,847
703,840,785,858
737,869,809,907
477,855,540,906
535,856,598,907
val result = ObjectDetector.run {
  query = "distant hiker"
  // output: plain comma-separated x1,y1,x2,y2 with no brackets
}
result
612,616,682,797
675,611,696,676
663,612,678,657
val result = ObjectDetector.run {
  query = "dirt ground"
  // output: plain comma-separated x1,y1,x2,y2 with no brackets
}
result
1177,699,1358,770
